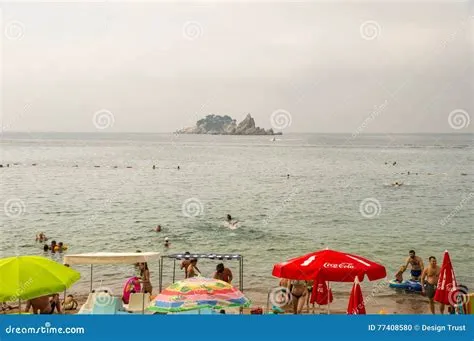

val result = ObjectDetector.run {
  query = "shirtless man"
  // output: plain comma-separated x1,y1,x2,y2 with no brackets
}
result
180,252,191,278
25,294,61,314
402,250,424,280
186,259,201,278
420,256,444,314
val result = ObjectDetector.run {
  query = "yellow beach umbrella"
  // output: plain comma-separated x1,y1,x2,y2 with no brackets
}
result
0,256,80,302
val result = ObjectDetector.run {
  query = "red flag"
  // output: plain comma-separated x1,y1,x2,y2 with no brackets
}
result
347,277,366,315
434,250,459,306
310,277,334,305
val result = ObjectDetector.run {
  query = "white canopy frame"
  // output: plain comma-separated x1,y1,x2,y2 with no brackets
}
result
63,252,160,314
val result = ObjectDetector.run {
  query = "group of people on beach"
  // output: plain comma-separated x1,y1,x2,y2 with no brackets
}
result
179,252,233,283
396,250,467,314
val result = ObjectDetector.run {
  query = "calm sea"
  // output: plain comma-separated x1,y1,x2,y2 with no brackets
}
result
1,132,472,312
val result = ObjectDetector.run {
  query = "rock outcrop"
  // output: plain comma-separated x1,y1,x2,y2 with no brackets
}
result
178,114,281,135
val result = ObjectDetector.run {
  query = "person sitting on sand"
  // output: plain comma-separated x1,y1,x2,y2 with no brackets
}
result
400,250,424,280
62,295,78,311
180,252,191,278
25,294,61,314
421,256,443,314
186,259,201,278
213,263,233,284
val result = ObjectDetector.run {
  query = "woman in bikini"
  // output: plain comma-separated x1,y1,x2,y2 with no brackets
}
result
139,262,153,294
289,279,308,314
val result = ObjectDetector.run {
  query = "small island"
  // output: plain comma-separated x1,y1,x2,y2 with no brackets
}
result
178,114,282,135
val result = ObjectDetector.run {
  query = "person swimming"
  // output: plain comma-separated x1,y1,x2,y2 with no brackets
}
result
156,225,161,232
164,237,170,248
226,214,232,222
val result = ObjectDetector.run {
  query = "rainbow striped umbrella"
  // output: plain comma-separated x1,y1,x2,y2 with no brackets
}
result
148,277,250,313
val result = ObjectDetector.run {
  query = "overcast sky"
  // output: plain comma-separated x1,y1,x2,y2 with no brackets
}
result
1,1,472,133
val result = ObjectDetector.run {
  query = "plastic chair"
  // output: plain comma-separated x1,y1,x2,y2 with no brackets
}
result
125,293,150,313
92,297,120,314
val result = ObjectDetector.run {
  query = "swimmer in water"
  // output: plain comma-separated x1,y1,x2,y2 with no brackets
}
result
177,166,180,170
164,237,170,248
156,225,161,232
227,214,232,222
153,165,155,169
287,174,290,179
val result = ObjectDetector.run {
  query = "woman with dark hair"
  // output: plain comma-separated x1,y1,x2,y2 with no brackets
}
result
138,263,153,294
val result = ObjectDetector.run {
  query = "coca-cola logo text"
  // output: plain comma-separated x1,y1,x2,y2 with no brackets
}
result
323,262,355,269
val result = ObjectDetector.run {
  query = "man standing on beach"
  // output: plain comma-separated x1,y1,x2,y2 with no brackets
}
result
401,250,424,280
213,263,233,284
420,256,443,314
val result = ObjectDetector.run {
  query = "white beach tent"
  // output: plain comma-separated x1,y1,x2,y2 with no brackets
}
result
64,252,160,314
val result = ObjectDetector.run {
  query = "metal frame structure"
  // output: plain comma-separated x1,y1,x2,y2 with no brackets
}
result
159,253,243,292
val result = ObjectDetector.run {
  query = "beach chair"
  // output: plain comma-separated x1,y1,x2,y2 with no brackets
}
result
124,293,150,313
77,293,98,314
91,297,122,315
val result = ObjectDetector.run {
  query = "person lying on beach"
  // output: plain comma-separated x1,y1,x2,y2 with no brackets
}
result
401,250,424,280
186,259,201,278
213,263,233,283
25,294,61,314
62,295,78,311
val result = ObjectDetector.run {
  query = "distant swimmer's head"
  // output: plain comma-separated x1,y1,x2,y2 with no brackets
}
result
165,237,169,241
43,244,49,252
227,214,231,221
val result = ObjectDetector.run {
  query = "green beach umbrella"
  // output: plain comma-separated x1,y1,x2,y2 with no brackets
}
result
0,256,81,302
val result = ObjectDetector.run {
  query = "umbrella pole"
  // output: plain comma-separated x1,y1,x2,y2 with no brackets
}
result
327,281,330,315
159,256,164,293
172,259,176,283
18,299,21,315
90,264,93,292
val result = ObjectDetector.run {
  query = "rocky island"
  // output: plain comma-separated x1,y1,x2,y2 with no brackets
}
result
178,114,282,135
